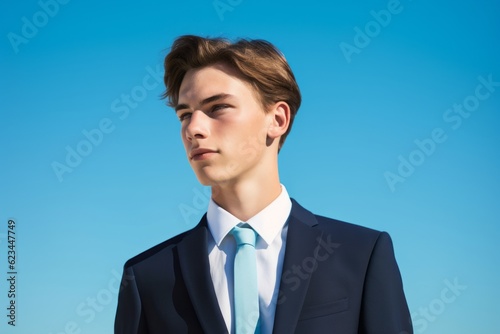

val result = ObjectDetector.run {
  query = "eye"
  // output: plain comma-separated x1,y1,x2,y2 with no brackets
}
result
178,112,192,121
210,104,229,113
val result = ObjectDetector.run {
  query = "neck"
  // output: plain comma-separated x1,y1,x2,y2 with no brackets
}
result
211,172,282,222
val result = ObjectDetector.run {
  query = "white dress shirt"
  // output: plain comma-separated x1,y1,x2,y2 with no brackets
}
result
206,185,292,334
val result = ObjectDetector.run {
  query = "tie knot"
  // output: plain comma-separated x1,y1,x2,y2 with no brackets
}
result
231,226,257,247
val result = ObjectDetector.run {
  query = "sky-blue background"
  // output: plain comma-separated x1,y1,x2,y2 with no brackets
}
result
1,0,499,333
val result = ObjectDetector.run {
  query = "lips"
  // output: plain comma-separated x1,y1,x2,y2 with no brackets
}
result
190,148,217,160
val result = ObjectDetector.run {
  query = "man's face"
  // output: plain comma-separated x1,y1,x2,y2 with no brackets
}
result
176,63,273,186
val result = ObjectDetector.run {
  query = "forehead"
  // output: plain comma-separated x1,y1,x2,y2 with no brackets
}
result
178,63,255,103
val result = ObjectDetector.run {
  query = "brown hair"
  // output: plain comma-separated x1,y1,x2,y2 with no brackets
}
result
162,35,301,148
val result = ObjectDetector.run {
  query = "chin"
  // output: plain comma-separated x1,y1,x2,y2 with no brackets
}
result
193,172,218,187
196,177,213,186
192,165,228,186
194,172,233,188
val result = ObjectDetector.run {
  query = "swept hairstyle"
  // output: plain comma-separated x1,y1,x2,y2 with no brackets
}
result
162,35,301,148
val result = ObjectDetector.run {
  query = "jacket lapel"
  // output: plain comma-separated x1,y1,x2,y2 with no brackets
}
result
177,216,228,334
272,199,322,334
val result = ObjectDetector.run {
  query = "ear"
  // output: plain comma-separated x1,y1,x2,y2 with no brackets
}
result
267,101,291,141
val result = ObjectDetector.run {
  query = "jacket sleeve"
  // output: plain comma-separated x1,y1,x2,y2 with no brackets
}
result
114,265,149,334
358,232,413,334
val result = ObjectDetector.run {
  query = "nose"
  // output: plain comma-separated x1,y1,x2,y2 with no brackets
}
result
184,110,209,142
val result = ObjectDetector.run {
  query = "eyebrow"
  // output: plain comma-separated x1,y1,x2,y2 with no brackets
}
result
175,93,233,112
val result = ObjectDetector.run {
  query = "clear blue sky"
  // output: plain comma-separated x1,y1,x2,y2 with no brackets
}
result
1,0,499,333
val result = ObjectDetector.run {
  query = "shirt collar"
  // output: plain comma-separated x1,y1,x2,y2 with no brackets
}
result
207,185,292,247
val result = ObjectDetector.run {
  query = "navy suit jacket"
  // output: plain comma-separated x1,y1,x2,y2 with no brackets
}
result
115,199,413,333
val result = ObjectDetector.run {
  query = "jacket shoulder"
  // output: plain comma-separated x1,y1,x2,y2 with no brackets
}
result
123,222,202,269
315,214,381,237
291,198,382,240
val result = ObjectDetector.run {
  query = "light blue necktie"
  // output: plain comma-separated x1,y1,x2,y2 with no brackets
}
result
231,226,261,334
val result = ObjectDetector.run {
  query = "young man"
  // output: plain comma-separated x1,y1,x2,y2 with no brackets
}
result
115,35,413,334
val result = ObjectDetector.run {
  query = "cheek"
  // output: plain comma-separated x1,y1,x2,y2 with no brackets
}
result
230,126,266,158
243,118,268,146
